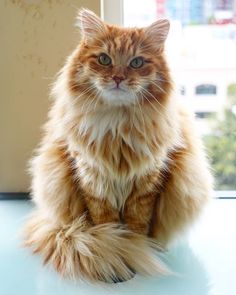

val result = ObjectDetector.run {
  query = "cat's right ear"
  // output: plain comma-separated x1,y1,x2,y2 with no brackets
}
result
76,8,107,41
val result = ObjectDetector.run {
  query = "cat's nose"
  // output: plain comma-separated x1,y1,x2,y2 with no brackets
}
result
112,75,125,86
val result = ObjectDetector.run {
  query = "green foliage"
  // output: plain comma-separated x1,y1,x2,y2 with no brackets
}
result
203,84,236,190
227,83,236,98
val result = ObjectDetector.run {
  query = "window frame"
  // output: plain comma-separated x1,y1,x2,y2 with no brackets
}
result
100,0,124,25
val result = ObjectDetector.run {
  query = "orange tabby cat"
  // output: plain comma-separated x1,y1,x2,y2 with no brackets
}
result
23,9,213,283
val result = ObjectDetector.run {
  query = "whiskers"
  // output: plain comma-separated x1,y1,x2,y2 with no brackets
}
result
137,84,166,119
80,87,102,116
135,77,172,119
131,90,148,144
149,80,167,94
76,60,101,77
68,60,104,115
68,80,102,118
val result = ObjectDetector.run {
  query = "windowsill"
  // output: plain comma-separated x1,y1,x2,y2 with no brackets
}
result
1,192,236,200
214,191,236,199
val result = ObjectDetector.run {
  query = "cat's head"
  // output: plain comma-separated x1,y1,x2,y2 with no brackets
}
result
67,9,171,107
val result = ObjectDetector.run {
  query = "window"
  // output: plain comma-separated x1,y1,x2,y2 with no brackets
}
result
195,112,212,119
180,86,186,96
195,84,217,95
114,0,236,192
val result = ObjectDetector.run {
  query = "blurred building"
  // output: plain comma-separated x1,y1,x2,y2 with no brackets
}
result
155,0,236,25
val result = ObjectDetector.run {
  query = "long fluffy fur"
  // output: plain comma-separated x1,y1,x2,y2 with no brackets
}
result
23,9,213,283
24,211,167,283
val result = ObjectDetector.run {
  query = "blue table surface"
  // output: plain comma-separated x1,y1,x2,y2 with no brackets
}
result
0,199,235,295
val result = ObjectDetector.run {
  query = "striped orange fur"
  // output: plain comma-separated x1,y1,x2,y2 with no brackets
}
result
23,9,213,283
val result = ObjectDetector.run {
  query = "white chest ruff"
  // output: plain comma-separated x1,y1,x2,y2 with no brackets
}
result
76,155,134,209
73,106,163,209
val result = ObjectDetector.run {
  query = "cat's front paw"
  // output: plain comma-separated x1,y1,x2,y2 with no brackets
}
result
111,270,136,283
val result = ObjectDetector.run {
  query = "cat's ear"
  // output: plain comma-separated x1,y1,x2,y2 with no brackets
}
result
145,19,170,45
76,8,106,40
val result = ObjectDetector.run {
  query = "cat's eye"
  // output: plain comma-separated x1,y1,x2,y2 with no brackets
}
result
130,57,144,69
98,53,112,66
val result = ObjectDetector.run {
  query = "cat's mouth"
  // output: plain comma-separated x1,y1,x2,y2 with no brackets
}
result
110,87,126,92
101,85,134,106
108,84,128,92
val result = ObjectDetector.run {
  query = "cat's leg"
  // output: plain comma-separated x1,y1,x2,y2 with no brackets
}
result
83,195,132,283
29,142,86,223
24,142,92,278
123,191,157,236
83,193,158,282
150,146,213,247
83,195,120,225
84,194,132,283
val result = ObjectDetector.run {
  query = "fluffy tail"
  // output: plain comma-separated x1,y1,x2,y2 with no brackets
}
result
23,212,168,283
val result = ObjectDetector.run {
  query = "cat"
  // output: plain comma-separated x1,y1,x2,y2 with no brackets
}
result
23,8,213,283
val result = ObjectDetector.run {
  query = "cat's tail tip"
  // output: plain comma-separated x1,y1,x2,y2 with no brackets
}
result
23,212,169,283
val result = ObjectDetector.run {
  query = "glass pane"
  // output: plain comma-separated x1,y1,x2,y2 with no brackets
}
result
124,0,236,190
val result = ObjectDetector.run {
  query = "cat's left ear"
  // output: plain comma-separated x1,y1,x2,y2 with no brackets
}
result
76,8,107,41
145,19,170,45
